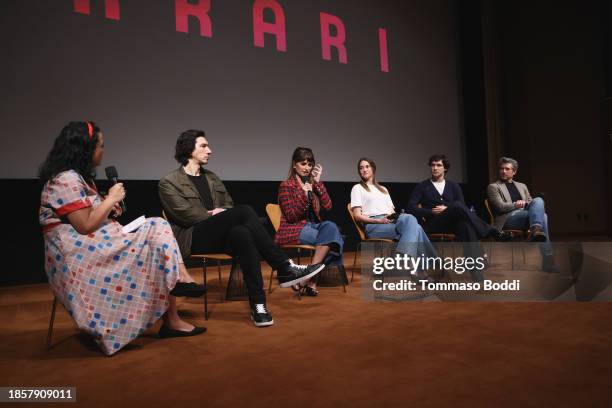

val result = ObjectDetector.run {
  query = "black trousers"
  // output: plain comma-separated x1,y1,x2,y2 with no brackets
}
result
191,205,288,304
426,202,494,257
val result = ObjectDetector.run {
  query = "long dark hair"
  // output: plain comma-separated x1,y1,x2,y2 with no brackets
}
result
38,121,100,183
357,157,387,194
287,147,315,180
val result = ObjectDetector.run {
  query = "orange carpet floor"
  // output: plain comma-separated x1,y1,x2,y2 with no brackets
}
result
1,256,611,407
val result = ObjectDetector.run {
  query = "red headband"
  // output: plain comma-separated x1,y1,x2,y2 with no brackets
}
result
86,122,93,139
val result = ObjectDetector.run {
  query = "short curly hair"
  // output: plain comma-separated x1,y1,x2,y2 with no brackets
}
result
428,153,450,173
175,129,206,165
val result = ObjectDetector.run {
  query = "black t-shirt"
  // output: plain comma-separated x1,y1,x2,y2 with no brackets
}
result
306,199,319,223
187,173,214,209
505,181,522,203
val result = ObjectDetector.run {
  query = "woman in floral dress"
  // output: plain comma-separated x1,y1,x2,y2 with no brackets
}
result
39,121,205,355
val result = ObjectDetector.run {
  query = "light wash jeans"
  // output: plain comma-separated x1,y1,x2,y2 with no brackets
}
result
365,214,438,258
503,197,552,256
299,221,344,266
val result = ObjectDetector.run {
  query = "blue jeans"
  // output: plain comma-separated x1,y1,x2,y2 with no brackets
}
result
299,221,344,266
503,197,552,256
365,214,438,258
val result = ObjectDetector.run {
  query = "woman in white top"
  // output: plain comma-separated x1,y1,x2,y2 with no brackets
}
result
350,158,436,259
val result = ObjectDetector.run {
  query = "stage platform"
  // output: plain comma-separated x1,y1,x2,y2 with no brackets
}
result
1,254,611,407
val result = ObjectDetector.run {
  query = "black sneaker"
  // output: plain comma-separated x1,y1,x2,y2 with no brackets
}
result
250,303,274,327
277,261,325,288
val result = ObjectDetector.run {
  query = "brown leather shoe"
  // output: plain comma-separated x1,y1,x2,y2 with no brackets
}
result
529,225,546,242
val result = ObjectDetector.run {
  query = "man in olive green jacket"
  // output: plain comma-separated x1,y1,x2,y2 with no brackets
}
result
159,166,233,259
158,129,324,327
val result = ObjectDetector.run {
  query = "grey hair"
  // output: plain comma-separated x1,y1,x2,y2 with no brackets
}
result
499,157,519,171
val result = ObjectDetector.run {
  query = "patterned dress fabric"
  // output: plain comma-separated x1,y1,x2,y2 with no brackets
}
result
39,170,181,355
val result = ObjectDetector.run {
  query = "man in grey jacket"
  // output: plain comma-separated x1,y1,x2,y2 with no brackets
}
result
159,129,324,327
487,157,556,272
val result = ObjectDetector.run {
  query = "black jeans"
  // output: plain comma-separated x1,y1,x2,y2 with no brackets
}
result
191,205,288,304
426,202,493,239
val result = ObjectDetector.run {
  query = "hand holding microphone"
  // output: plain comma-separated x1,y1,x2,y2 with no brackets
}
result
105,166,127,213
300,175,313,201
108,183,125,202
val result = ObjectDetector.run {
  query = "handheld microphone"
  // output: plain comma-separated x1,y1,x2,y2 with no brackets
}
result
300,175,313,201
105,166,127,213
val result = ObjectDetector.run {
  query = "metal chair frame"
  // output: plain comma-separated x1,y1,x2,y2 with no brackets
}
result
346,203,396,281
484,199,527,269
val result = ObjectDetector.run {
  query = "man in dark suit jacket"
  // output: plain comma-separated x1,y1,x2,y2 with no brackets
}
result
406,154,508,244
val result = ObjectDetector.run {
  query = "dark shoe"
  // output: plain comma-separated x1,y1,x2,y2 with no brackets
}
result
169,282,206,298
529,225,547,242
158,325,206,338
410,270,434,284
418,271,435,284
250,303,274,327
491,229,512,242
470,269,485,282
303,286,319,297
277,261,325,288
541,255,559,273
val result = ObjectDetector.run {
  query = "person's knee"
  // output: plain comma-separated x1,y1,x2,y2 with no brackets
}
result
320,220,340,233
532,197,545,206
397,214,419,236
446,204,466,219
150,217,172,231
228,224,253,244
397,213,417,225
234,204,254,213
233,204,258,220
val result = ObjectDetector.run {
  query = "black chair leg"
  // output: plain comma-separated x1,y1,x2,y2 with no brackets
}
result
218,260,224,303
340,264,348,293
352,242,361,282
268,269,275,294
202,261,209,320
